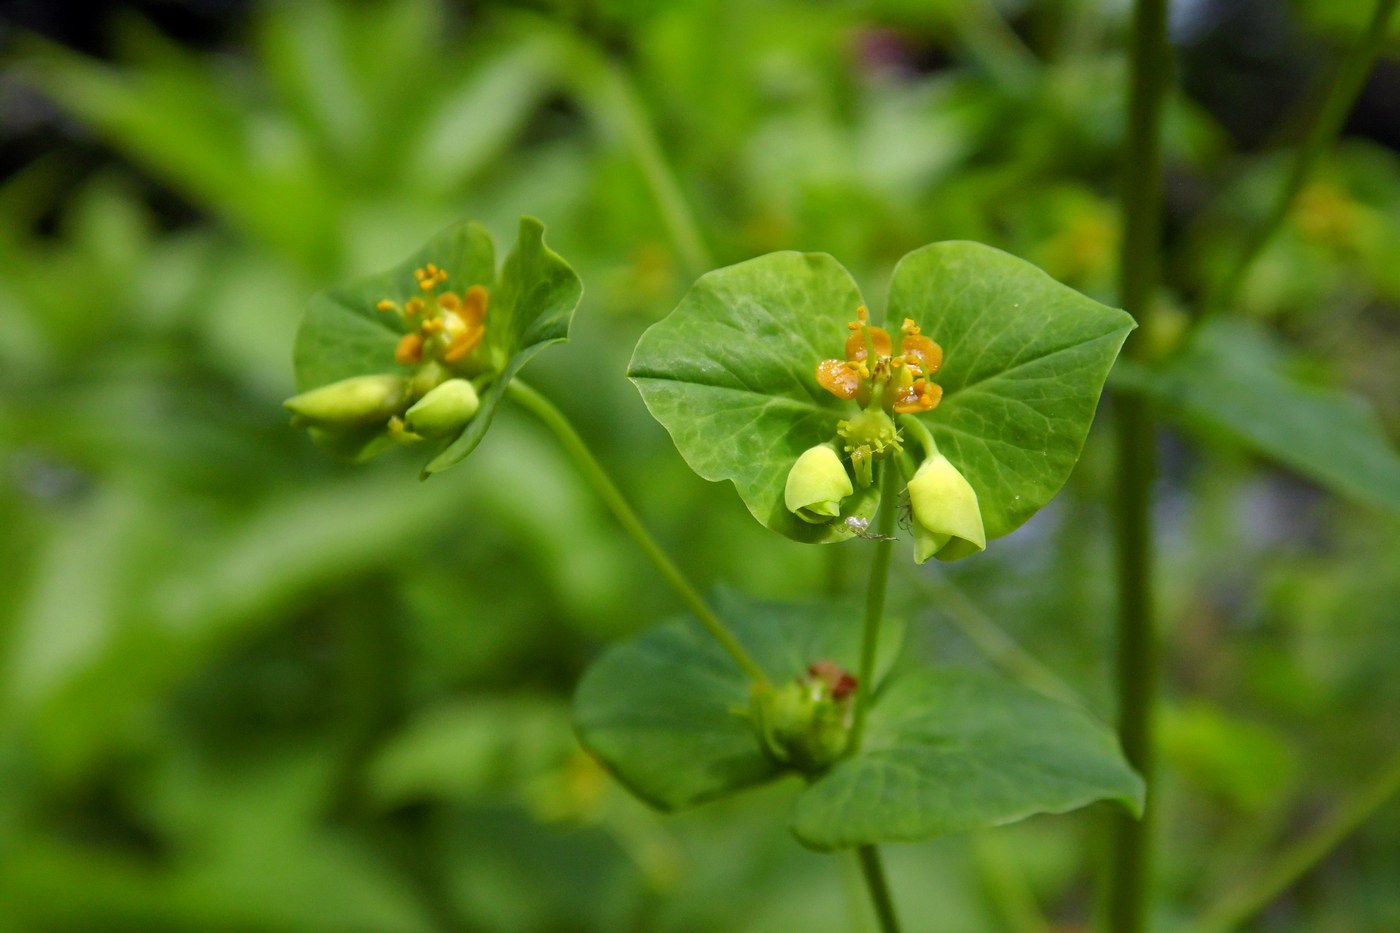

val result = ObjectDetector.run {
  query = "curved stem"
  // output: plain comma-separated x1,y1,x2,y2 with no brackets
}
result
565,39,714,278
850,462,900,750
1193,745,1400,933
507,380,768,686
857,844,902,933
898,414,938,461
1111,0,1169,929
1202,0,1399,319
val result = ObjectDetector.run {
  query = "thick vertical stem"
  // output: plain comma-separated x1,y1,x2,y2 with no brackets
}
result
1110,0,1169,929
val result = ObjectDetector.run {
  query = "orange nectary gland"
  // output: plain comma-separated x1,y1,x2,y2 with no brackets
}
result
817,320,943,414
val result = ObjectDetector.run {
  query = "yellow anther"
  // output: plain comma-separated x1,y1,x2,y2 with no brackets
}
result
419,278,435,291
422,318,444,335
857,305,869,321
426,263,438,275
414,267,427,282
847,321,861,331
405,298,424,315
376,299,396,312
395,331,425,365
438,292,461,311
901,318,920,335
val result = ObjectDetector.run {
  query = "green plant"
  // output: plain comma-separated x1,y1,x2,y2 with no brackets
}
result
288,217,1146,928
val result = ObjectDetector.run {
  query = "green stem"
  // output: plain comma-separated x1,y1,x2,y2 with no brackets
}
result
1202,0,1399,318
1193,746,1400,933
848,465,903,933
898,414,938,461
1110,0,1169,929
507,380,767,686
856,844,903,933
850,462,900,750
569,40,714,277
955,0,1040,88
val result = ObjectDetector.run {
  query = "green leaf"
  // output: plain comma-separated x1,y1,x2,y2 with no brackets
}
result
886,242,1136,538
790,668,1144,850
628,252,882,543
630,244,1133,545
1118,319,1400,515
423,217,583,475
290,217,581,470
573,589,904,810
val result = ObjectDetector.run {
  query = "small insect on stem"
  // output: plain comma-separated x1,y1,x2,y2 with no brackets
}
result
845,515,895,542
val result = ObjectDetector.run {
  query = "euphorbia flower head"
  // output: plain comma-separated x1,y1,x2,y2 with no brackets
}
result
286,263,492,453
377,265,492,375
816,307,944,414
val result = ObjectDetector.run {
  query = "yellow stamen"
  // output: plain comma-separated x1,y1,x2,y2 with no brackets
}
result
376,299,396,312
443,328,484,363
405,298,424,315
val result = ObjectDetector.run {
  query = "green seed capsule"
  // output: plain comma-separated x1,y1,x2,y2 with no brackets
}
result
403,378,480,438
907,453,986,563
284,374,410,427
784,444,854,523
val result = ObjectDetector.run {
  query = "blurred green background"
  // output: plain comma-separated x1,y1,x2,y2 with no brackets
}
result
2,0,1399,930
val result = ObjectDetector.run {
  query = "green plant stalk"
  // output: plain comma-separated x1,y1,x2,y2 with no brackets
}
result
857,843,902,933
507,379,767,686
848,463,903,933
1203,0,1399,318
1193,745,1400,933
1110,0,1169,929
851,461,900,749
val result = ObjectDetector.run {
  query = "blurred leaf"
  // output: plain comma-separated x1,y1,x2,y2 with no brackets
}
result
1161,701,1300,812
369,697,575,806
790,668,1144,850
574,589,904,810
1120,319,1400,515
575,592,1138,850
15,33,340,272
402,31,568,196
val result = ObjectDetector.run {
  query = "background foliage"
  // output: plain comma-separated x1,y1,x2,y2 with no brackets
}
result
1,0,1398,930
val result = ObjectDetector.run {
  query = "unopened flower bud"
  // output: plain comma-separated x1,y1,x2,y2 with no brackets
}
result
403,378,480,438
284,374,410,427
785,444,853,523
907,453,985,563
749,673,853,773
